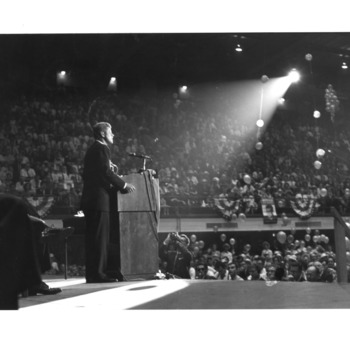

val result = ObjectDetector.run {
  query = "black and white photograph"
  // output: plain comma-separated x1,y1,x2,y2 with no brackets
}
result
1,1,350,350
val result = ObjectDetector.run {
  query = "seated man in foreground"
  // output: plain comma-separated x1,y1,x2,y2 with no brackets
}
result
0,194,72,309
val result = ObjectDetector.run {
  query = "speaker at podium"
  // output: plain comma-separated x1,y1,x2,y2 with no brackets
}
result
107,170,160,280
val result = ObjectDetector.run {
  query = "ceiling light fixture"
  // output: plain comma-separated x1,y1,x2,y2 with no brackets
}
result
342,62,348,69
288,68,300,83
235,44,242,52
180,85,187,92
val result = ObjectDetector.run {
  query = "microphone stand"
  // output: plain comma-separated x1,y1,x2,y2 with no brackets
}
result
139,157,148,173
128,153,152,173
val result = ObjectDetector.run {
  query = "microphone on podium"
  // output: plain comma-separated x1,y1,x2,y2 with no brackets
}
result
128,153,152,160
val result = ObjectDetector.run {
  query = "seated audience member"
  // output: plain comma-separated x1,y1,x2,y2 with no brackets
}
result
253,255,267,280
210,243,221,258
326,256,336,270
220,243,233,263
275,266,286,281
286,262,306,282
195,262,209,280
237,257,250,280
261,241,273,260
206,256,219,279
247,263,263,281
215,260,229,280
0,194,62,310
242,244,252,259
265,265,278,281
228,262,244,281
312,261,325,280
320,267,337,283
300,253,310,271
306,265,321,282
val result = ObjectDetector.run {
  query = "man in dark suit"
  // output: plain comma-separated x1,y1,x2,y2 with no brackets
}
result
0,194,62,310
81,122,135,283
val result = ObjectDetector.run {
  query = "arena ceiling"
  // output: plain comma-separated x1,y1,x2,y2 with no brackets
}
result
0,32,350,96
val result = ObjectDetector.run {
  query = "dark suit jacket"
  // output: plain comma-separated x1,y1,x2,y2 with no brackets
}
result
80,140,126,212
0,194,42,309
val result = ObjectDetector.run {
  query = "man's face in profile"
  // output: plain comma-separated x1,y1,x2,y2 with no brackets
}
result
103,126,114,145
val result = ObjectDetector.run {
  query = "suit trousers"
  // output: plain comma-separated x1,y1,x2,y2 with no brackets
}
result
84,210,110,280
0,194,42,309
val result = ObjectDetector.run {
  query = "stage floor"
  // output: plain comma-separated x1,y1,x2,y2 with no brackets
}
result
8,276,350,351
18,275,350,310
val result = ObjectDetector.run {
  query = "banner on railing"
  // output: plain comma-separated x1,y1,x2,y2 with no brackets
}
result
26,196,55,218
290,193,316,219
262,198,277,224
213,195,240,221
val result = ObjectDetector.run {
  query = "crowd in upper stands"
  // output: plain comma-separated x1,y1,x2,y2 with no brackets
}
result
1,88,350,218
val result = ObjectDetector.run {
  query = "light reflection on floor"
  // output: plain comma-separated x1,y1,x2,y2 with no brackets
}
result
44,278,86,288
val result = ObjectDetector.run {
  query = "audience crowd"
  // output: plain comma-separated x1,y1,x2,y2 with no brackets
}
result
2,88,350,281
1,89,350,218
157,230,345,283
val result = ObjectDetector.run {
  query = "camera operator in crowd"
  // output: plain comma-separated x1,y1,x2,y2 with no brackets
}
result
159,232,193,279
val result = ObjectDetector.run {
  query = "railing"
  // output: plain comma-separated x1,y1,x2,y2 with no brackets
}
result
330,207,350,283
17,191,350,220
50,201,350,219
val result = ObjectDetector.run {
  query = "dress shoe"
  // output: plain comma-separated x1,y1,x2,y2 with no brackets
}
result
86,276,117,283
28,282,62,296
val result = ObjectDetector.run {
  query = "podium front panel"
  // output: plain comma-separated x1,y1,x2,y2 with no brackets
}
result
113,171,160,279
119,212,159,279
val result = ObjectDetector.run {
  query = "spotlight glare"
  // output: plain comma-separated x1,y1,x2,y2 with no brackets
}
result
180,85,187,92
288,69,300,83
235,44,242,52
58,71,66,77
313,110,321,118
57,70,68,86
108,76,117,91
342,62,348,69
256,119,264,128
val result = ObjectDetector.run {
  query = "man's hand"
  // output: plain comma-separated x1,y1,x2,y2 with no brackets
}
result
163,233,172,246
125,183,136,193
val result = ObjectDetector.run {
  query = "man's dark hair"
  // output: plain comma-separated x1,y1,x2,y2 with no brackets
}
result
256,256,265,264
196,264,207,271
275,266,285,280
289,261,302,271
215,261,226,270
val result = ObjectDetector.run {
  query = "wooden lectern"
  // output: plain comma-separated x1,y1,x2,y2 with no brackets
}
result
108,170,160,280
